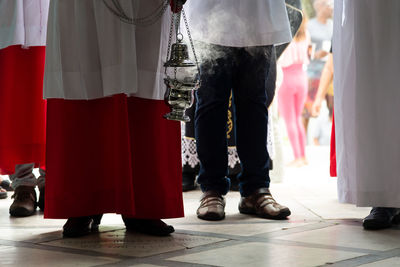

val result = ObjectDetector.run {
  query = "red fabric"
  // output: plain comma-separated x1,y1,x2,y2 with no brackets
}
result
0,45,46,175
330,113,337,177
45,95,184,219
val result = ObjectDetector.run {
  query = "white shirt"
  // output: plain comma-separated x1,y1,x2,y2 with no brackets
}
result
185,0,292,47
0,0,49,49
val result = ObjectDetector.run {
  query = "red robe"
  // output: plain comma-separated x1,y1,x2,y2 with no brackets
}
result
0,45,46,175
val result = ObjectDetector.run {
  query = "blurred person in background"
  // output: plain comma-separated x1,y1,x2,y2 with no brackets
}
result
278,16,310,167
0,0,48,216
311,49,336,176
303,0,333,135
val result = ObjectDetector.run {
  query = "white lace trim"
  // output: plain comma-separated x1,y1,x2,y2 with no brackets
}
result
181,109,275,168
181,137,200,168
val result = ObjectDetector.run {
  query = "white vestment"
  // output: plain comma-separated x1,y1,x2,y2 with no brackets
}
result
333,0,400,207
0,0,49,49
185,0,291,47
44,0,172,100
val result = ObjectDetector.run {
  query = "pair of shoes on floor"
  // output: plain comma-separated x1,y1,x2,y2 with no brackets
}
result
363,207,400,230
122,217,175,236
63,214,103,238
197,188,291,221
9,186,37,217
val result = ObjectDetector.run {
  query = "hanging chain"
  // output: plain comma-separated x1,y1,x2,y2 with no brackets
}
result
103,0,169,27
182,8,200,76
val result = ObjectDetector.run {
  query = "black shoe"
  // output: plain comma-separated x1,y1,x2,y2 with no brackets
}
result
63,214,103,238
122,217,174,236
0,187,7,199
363,207,400,230
0,180,13,191
38,186,45,211
9,186,37,217
182,172,196,192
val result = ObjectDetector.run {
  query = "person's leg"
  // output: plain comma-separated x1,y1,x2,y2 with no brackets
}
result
294,74,308,160
195,44,233,220
278,82,302,160
233,46,273,196
9,163,37,217
195,44,233,196
234,46,290,219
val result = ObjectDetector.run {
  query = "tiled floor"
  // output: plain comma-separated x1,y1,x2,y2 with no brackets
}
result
1,146,399,267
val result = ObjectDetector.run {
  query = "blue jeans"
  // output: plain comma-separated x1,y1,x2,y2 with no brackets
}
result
195,44,276,197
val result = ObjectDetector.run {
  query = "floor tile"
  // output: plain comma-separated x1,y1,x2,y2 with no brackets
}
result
0,245,118,267
128,265,166,267
175,220,313,237
359,257,400,267
168,242,365,267
277,224,400,251
43,230,226,257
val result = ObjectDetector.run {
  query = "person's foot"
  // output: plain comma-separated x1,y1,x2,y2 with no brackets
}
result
9,186,37,217
182,172,196,192
122,217,174,236
287,159,305,168
197,191,225,221
239,188,291,220
63,214,103,238
38,185,45,211
363,207,400,230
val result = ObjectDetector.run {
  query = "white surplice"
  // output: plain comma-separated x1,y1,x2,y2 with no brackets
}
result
0,0,49,49
185,0,291,47
44,0,172,100
333,0,400,207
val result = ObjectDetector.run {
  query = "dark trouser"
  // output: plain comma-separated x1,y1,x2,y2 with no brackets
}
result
195,44,276,197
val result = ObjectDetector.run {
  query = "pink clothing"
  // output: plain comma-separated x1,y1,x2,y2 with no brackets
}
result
278,40,309,159
279,38,310,68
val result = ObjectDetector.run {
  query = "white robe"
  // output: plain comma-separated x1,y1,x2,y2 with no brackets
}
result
44,0,172,100
333,0,400,207
185,0,291,47
0,0,49,49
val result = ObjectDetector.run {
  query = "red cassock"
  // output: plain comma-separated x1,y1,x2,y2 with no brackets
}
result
0,45,46,175
44,0,184,219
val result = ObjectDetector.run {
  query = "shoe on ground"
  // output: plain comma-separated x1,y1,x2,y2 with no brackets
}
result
182,172,196,192
63,214,103,238
197,191,225,221
363,207,400,230
122,217,174,236
239,188,291,220
0,180,13,191
38,185,45,211
9,185,37,217
0,187,7,199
